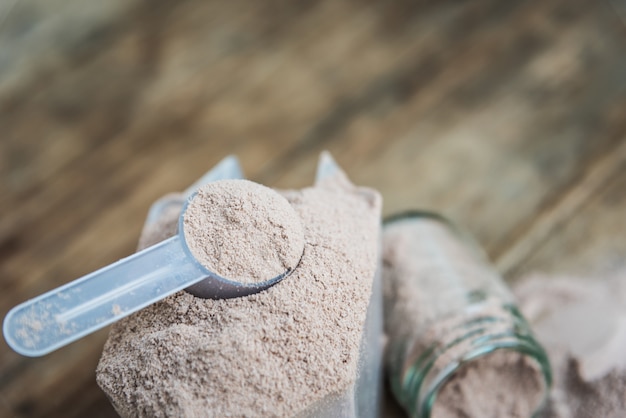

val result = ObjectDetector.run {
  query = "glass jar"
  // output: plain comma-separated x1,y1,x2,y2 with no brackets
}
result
382,211,551,418
298,265,383,418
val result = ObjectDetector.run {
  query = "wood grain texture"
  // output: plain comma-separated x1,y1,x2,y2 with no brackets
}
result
0,0,625,417
510,158,626,280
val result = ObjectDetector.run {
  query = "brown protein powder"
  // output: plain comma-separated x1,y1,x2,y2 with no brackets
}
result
96,172,381,417
515,275,626,418
183,179,305,284
431,349,546,418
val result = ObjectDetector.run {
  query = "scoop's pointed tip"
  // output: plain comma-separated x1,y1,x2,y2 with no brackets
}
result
184,155,244,196
220,155,244,178
147,155,245,228
315,151,341,183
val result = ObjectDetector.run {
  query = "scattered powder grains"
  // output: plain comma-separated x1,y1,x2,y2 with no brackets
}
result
96,174,381,417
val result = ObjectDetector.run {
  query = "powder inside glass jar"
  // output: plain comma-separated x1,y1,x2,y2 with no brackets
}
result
431,349,546,418
183,179,305,284
383,217,548,417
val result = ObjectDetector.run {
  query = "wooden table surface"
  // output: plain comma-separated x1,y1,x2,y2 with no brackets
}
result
1,0,625,416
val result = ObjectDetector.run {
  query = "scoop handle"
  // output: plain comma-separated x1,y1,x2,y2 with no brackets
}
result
3,235,207,357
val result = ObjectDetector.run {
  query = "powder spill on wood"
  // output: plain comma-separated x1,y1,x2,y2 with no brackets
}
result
96,174,381,417
514,274,626,418
183,180,305,284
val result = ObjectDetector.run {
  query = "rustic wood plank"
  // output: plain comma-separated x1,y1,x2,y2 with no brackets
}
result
0,392,15,418
263,0,626,253
0,0,441,210
608,0,626,26
496,140,626,276
507,157,626,280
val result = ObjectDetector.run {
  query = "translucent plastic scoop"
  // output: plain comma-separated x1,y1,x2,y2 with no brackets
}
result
4,192,297,357
2,153,337,357
3,156,300,357
143,154,243,228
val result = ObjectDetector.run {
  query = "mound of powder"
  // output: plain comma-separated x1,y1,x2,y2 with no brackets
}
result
514,275,626,418
183,179,305,284
96,173,381,417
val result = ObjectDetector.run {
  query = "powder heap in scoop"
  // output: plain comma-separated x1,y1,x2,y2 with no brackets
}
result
96,174,381,417
183,179,304,284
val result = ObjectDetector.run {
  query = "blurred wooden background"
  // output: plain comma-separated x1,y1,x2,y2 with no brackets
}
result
1,0,625,416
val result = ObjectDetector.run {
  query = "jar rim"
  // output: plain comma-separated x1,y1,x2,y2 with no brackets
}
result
401,337,552,418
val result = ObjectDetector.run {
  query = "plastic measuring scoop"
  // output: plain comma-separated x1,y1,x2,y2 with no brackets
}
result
2,156,296,357
144,155,244,228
